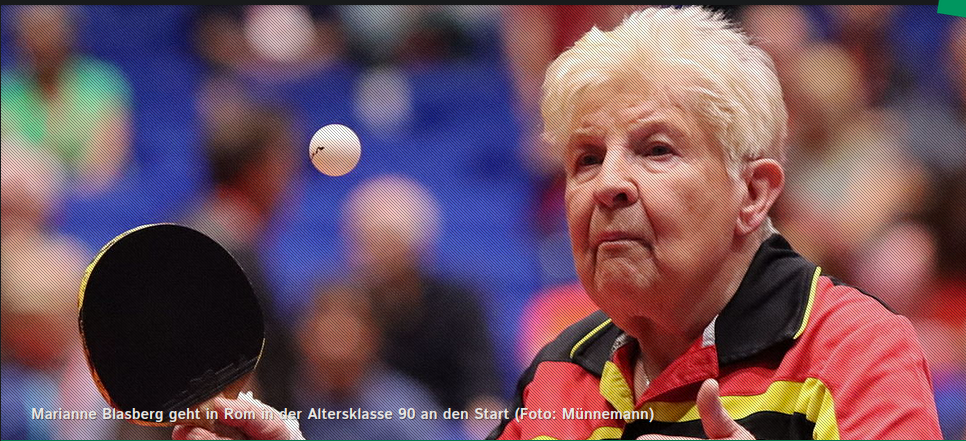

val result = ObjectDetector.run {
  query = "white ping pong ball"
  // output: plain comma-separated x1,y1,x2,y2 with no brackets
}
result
309,124,361,177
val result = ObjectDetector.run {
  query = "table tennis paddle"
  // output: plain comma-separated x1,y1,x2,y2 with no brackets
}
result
78,223,264,438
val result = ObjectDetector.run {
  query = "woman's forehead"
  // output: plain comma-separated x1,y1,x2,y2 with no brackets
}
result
570,89,700,138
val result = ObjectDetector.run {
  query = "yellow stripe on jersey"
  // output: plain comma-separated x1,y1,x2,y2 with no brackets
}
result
571,318,613,359
646,378,839,439
795,266,823,339
599,361,635,416
531,426,623,440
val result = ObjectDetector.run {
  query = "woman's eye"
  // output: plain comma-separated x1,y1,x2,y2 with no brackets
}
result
646,144,673,156
577,153,603,167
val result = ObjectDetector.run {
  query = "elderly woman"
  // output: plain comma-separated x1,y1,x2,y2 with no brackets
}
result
174,6,941,441
488,6,940,441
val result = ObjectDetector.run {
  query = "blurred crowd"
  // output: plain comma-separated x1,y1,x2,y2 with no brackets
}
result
1,5,963,440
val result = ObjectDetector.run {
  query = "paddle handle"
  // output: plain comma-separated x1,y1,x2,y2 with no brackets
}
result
183,375,253,439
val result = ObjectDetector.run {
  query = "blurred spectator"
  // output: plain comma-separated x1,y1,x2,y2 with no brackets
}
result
193,5,346,82
2,137,103,439
920,166,966,362
852,221,937,319
295,283,459,440
822,6,921,108
775,43,928,278
1,232,108,440
1,5,132,195
353,65,415,140
3,133,113,439
340,174,502,437
886,18,966,182
1,137,66,240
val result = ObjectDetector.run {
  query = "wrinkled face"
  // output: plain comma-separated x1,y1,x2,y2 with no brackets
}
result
563,87,744,330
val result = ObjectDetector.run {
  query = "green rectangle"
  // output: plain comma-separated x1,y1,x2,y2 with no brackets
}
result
939,0,966,18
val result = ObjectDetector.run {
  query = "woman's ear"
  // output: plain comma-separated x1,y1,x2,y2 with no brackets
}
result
736,158,785,236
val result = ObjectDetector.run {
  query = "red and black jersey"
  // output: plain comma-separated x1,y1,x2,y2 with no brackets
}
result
489,234,942,440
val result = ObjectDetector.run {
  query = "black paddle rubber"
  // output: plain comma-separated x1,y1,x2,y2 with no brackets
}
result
78,223,264,424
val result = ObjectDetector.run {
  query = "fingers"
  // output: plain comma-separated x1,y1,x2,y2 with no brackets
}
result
172,425,229,441
172,425,193,440
203,397,296,440
696,379,754,440
635,380,754,440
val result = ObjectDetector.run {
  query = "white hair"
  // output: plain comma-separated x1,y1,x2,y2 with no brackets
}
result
541,6,788,177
